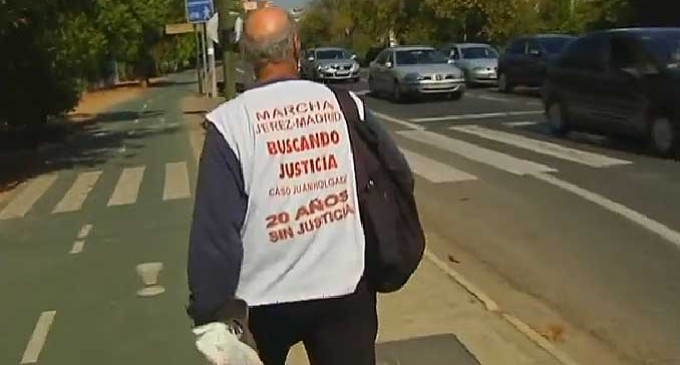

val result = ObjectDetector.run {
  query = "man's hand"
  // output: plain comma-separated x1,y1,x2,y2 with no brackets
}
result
193,322,263,365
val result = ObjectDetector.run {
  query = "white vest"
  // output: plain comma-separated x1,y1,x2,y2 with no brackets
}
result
206,80,366,307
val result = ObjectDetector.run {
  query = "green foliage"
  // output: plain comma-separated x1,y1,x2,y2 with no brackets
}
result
0,0,194,129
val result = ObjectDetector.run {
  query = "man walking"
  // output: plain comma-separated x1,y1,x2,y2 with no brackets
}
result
188,6,385,365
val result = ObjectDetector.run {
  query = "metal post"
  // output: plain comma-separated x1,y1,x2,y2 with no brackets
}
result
208,40,218,98
217,0,237,100
201,23,209,94
194,24,204,94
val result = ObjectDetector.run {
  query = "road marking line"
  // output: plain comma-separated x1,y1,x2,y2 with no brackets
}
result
373,111,424,130
452,125,631,168
163,162,191,201
469,93,512,103
411,110,543,123
0,175,58,220
77,224,93,239
401,149,478,183
504,121,539,128
397,130,556,175
134,118,139,124
108,166,145,206
533,173,680,250
70,240,86,254
526,101,543,107
52,171,102,213
353,89,370,96
20,311,56,364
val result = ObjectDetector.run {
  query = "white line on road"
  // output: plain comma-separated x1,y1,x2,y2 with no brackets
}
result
70,240,86,254
468,93,512,103
373,111,424,130
0,175,58,220
401,149,478,183
452,125,631,168
134,118,139,124
533,173,680,250
397,130,556,175
108,166,145,206
77,224,93,239
20,311,56,364
52,171,102,213
504,121,539,128
411,110,543,123
163,162,191,201
353,89,370,96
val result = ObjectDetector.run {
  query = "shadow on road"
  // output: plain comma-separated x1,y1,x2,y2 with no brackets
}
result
0,110,175,193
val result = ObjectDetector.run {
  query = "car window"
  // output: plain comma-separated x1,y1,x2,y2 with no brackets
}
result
395,49,448,65
450,48,461,60
638,30,680,70
374,50,388,65
610,36,658,74
527,40,541,55
559,35,609,71
539,37,575,54
386,52,394,64
507,40,527,54
316,49,351,60
461,47,498,59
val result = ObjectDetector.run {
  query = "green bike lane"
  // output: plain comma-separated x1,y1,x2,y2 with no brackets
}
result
0,73,203,364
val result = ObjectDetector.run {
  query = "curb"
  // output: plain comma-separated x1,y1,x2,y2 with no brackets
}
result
423,248,580,365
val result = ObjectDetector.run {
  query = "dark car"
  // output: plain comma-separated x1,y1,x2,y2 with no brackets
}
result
543,28,680,156
498,34,576,93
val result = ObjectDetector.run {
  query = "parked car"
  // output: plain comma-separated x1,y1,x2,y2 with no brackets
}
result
498,34,576,93
300,47,361,83
368,46,466,102
543,28,680,156
440,43,500,85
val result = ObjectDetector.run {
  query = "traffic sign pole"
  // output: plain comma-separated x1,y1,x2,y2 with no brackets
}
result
201,24,209,94
217,0,238,100
194,24,204,94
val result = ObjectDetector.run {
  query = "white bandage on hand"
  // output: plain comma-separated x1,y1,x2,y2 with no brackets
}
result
193,322,263,365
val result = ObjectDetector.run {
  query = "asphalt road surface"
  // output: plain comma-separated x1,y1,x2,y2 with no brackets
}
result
2,73,680,364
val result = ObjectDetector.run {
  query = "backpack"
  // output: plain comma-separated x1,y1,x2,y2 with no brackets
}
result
330,87,425,293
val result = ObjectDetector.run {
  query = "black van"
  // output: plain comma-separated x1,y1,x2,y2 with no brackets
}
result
543,28,680,157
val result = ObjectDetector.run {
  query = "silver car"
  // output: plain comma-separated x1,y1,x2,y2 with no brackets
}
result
368,46,465,102
301,47,361,83
440,43,499,85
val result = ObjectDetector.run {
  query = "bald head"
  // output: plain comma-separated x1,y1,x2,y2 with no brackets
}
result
243,6,300,78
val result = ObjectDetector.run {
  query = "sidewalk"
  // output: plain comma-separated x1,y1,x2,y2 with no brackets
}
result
181,94,571,365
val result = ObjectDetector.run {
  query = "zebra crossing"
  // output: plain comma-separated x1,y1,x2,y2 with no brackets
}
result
392,120,632,184
0,162,193,220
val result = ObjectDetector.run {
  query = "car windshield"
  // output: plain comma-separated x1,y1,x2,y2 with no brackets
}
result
316,49,351,60
639,31,680,70
539,37,574,54
395,49,448,65
461,47,499,59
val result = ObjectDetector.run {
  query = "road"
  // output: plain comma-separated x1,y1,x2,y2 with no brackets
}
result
1,72,680,364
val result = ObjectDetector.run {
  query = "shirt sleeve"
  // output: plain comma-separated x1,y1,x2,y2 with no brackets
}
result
187,123,248,326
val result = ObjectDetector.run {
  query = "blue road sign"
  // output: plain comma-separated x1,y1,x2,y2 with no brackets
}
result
186,0,215,23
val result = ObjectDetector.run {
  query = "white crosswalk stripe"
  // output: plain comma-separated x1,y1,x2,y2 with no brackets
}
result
503,121,539,128
410,111,543,123
401,149,477,183
397,130,556,175
0,175,58,220
108,166,145,207
451,125,632,168
52,171,102,213
163,162,191,201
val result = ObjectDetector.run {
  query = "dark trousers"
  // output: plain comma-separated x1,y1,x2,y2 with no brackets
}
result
248,280,378,365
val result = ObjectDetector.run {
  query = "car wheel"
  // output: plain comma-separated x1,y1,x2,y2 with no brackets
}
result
546,100,570,136
498,73,514,93
649,116,678,157
448,89,464,101
368,76,378,96
391,80,404,103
